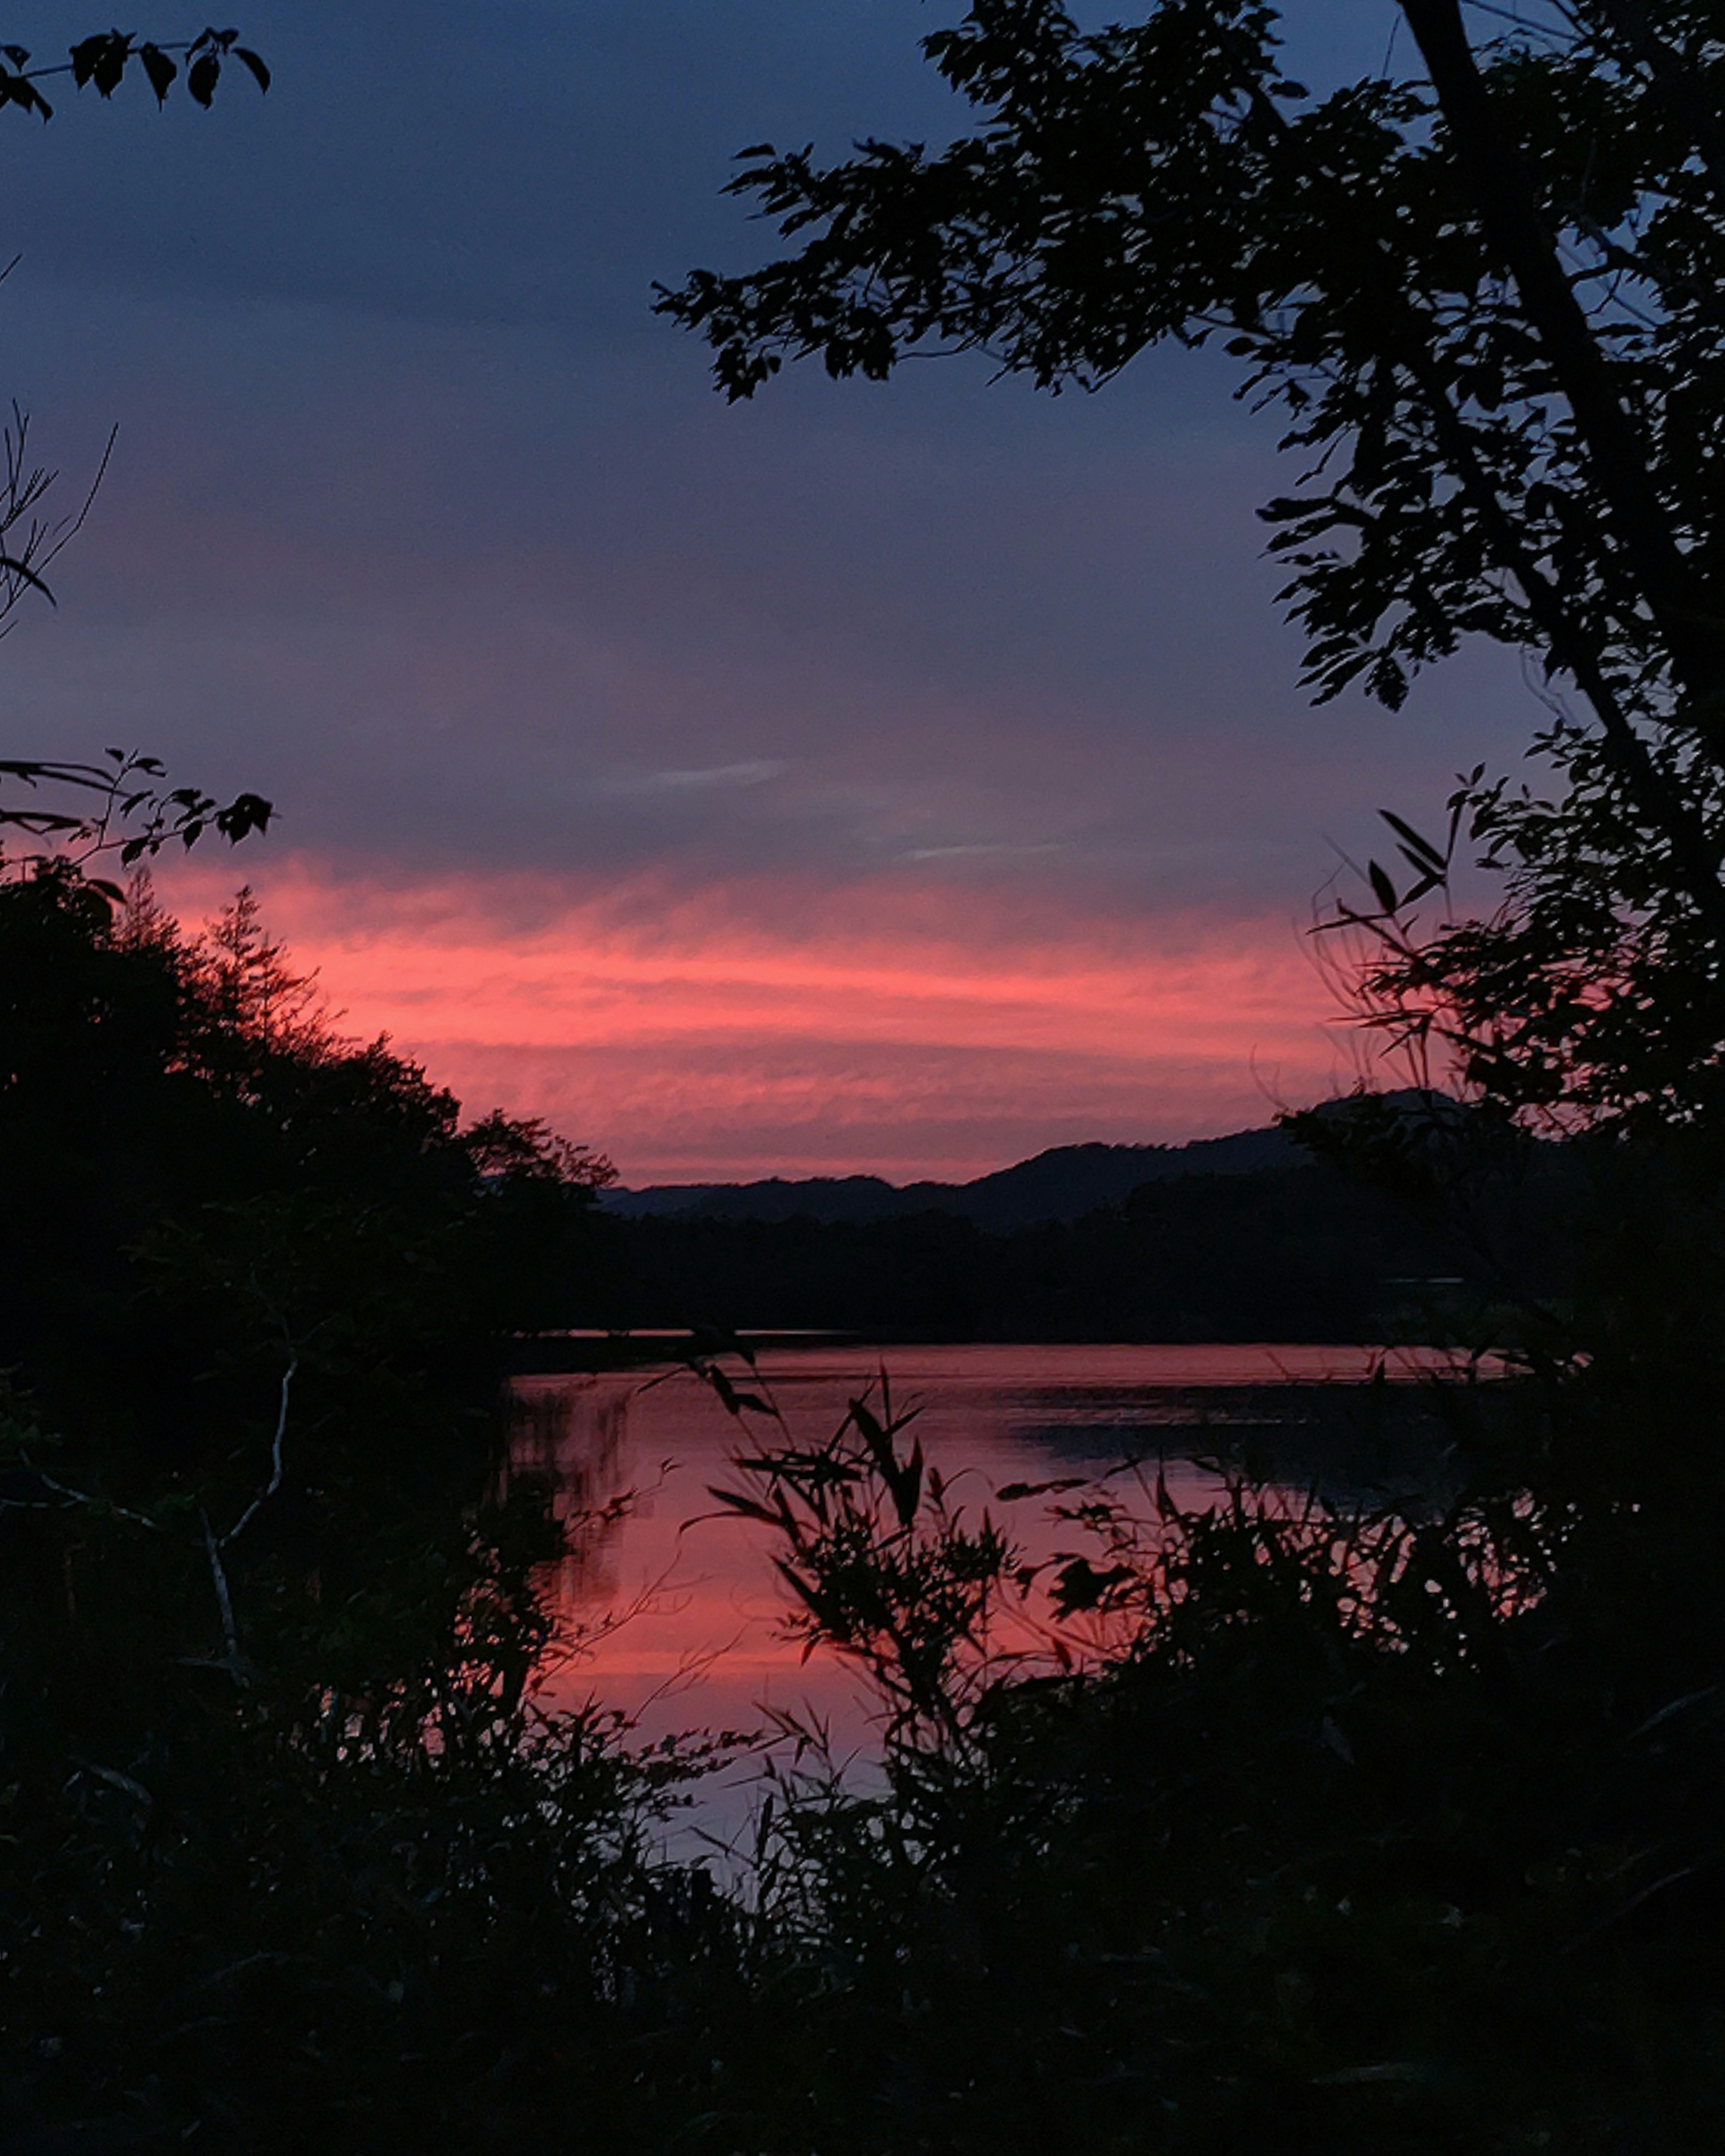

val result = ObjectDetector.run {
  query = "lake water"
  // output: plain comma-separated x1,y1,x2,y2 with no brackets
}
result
508,1342,1491,1764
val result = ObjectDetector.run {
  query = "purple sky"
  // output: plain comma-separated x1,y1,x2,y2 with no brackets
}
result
2,2,1535,1179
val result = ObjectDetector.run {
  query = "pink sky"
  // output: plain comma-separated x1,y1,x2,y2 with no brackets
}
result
157,854,1363,1183
2,4,1524,1192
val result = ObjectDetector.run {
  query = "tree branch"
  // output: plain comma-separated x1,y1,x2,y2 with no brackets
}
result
221,1352,297,1551
201,1506,247,1682
1400,0,1725,726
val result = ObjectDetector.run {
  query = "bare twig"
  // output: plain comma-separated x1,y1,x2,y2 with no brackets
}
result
24,1462,164,1531
200,1506,248,1683
221,1353,298,1550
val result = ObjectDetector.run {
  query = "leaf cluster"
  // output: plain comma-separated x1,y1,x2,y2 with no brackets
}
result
0,24,268,120
660,1,1725,716
0,748,273,875
659,1,1725,1141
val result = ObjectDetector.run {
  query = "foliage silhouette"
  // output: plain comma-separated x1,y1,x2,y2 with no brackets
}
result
21,8,1725,2144
0,22,276,861
6,874,1725,2151
0,24,268,121
0,869,694,2151
659,0,1725,1133
660,13,1725,2144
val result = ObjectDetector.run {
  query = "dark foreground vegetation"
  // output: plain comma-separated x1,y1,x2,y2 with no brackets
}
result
2,861,1724,2154
16,0,1725,2146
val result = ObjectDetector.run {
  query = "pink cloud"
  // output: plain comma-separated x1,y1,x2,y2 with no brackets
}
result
154,855,1362,1181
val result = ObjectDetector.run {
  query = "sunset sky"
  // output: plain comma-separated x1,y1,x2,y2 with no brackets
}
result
3,1,1533,1181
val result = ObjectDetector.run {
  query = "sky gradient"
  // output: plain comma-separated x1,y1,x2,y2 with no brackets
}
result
4,2,1534,1180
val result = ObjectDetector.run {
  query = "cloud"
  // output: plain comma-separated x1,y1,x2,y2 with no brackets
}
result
618,760,789,794
152,852,1361,1183
0,0,1535,1176
901,841,1066,862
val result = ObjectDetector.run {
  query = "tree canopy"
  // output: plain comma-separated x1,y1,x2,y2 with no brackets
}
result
660,0,1725,1130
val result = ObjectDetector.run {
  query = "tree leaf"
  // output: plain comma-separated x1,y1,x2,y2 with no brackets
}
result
139,44,177,105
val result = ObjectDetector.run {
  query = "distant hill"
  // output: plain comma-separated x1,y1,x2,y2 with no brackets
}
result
593,1096,1558,1345
601,1123,1301,1234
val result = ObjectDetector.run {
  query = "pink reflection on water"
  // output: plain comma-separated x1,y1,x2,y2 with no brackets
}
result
508,1343,1486,1755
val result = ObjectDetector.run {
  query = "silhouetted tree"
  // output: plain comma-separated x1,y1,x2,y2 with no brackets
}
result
660,0,1725,1130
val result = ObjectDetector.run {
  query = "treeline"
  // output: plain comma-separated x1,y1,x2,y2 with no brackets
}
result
0,861,642,2153
610,1151,1566,1342
0,863,614,1451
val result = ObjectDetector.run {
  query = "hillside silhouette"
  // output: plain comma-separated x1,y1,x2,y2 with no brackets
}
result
602,1099,1559,1343
602,1122,1299,1233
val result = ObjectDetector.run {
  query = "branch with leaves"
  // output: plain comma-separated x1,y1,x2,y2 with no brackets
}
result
659,0,1725,1129
0,25,268,120
0,747,272,871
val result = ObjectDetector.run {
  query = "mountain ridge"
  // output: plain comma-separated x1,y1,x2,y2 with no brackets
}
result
601,1122,1302,1234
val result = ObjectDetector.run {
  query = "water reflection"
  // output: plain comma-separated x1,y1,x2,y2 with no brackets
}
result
509,1378,635,1613
508,1343,1485,1748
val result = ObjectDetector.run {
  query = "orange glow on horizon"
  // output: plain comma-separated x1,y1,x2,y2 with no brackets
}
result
150,856,1361,1181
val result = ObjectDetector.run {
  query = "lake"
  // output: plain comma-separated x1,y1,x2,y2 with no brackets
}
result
508,1342,1495,1769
